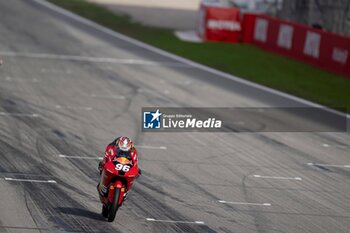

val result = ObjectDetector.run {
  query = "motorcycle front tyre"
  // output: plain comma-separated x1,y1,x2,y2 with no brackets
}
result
107,188,121,222
102,204,108,218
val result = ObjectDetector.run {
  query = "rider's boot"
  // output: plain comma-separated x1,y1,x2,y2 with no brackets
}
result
97,183,108,197
123,189,128,201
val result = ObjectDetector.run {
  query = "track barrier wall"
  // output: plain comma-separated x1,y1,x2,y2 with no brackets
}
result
241,14,350,77
198,5,241,43
198,6,350,77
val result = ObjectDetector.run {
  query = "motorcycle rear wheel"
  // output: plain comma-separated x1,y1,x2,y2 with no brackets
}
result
107,188,121,222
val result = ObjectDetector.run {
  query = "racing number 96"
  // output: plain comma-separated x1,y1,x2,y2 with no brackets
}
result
115,164,130,172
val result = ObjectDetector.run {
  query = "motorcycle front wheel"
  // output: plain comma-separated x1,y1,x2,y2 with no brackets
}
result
107,188,121,222
102,204,108,218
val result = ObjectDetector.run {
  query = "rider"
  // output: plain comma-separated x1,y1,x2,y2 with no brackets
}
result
98,136,140,199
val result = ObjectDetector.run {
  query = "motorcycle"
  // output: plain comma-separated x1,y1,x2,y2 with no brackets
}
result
97,156,139,222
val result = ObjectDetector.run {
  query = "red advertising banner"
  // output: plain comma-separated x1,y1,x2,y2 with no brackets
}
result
198,6,241,43
241,14,350,77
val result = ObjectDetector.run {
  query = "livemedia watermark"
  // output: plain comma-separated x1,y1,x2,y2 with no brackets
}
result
142,107,348,132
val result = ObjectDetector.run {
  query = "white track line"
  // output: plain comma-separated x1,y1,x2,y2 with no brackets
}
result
136,145,167,150
5,76,39,83
0,51,188,67
307,163,350,168
0,112,40,118
252,175,302,181
58,154,103,160
40,68,72,74
4,76,39,83
55,105,93,111
218,200,271,206
90,94,125,100
4,178,57,183
321,143,349,148
146,218,205,225
33,0,350,120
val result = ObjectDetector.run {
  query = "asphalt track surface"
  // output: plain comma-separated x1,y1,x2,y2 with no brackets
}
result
0,1,350,232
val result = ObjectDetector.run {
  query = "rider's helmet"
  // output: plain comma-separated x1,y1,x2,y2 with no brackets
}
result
116,136,132,158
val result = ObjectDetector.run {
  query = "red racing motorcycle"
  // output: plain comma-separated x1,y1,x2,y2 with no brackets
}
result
97,156,139,222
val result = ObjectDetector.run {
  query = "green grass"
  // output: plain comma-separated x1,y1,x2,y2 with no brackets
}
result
48,0,350,111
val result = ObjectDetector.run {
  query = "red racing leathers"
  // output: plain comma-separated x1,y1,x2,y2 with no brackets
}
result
98,138,140,197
